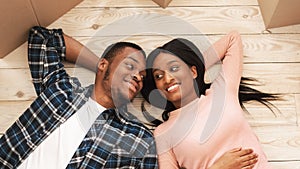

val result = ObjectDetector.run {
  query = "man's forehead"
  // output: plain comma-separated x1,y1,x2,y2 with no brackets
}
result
120,47,145,61
110,48,145,70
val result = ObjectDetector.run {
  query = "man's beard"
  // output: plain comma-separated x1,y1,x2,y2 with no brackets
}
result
103,65,111,81
111,88,133,108
105,65,137,107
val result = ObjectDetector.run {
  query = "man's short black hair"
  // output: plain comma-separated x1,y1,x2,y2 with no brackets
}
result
101,42,146,63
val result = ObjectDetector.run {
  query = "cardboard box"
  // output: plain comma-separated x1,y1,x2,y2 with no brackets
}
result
0,0,38,59
152,0,173,8
0,0,83,58
258,0,300,29
31,0,83,26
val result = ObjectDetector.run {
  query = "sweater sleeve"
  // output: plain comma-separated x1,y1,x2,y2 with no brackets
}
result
203,31,243,95
157,150,179,169
154,125,180,169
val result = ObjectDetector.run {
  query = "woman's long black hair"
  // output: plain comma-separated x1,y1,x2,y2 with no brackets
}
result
141,38,281,127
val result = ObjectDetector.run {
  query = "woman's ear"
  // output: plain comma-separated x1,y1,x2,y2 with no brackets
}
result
191,66,198,79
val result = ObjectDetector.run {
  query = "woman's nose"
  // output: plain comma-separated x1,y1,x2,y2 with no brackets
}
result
164,72,174,83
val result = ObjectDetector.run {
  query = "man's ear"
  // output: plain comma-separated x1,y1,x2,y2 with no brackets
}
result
191,66,198,79
97,58,109,73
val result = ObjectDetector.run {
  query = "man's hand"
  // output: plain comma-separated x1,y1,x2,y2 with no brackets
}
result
209,148,258,169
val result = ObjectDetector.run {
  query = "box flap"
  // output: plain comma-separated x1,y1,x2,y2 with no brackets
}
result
258,0,300,28
0,0,83,58
30,0,83,26
152,0,173,8
0,0,38,58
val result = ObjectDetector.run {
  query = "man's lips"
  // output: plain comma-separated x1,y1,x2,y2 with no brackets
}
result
126,80,139,93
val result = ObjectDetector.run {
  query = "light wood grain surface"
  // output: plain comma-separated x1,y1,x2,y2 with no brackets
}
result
0,0,299,168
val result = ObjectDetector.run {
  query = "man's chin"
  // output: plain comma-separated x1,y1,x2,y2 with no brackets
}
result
127,89,138,100
112,89,139,106
115,94,135,106
128,94,137,103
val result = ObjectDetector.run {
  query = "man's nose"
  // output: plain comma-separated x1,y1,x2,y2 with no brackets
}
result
132,72,143,82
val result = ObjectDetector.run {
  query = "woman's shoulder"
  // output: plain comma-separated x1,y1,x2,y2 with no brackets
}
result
153,115,177,137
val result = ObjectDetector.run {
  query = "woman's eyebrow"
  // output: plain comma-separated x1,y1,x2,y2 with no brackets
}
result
152,68,161,72
152,60,179,71
166,60,178,65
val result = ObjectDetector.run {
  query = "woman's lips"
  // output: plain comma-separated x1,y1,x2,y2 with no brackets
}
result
166,83,180,92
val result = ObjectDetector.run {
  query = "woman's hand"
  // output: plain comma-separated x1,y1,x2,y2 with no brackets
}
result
209,147,258,169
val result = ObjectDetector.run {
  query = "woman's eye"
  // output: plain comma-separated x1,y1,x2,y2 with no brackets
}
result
154,74,163,80
170,66,179,72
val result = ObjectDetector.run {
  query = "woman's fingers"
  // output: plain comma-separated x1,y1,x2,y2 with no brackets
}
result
239,151,258,168
242,162,256,169
236,148,254,157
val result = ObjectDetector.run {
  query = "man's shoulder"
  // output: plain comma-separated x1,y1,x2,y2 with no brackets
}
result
115,110,154,139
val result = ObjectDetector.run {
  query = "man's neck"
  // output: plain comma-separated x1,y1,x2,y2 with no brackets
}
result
91,89,115,109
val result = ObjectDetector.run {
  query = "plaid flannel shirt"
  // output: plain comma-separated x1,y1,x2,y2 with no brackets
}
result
0,26,158,169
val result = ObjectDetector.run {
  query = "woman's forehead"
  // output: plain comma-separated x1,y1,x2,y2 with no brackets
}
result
152,52,182,67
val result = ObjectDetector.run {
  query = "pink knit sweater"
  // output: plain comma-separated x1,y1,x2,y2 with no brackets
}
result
154,32,272,169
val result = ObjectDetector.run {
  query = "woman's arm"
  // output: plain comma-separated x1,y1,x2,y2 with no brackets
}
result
203,31,243,93
158,147,258,169
157,150,180,169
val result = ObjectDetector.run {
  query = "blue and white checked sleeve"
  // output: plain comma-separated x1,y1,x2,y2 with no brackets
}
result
28,26,69,95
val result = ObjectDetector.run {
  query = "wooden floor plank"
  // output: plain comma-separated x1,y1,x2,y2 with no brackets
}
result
209,34,300,63
267,24,300,34
296,94,300,127
77,0,258,8
254,125,300,161
270,161,300,169
0,43,28,69
0,68,95,101
0,101,31,133
2,34,299,69
244,94,297,127
243,63,300,94
0,68,35,101
50,6,266,36
0,63,298,101
75,0,300,34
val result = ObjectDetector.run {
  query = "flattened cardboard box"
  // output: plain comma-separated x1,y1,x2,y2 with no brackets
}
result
258,0,300,28
0,0,82,58
31,0,82,26
0,0,38,58
152,0,173,8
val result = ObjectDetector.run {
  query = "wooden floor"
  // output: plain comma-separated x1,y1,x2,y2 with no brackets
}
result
1,0,300,168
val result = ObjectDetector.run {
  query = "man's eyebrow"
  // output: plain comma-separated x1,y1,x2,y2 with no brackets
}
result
127,56,139,63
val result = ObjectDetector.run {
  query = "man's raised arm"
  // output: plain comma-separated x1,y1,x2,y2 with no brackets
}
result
64,34,100,73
